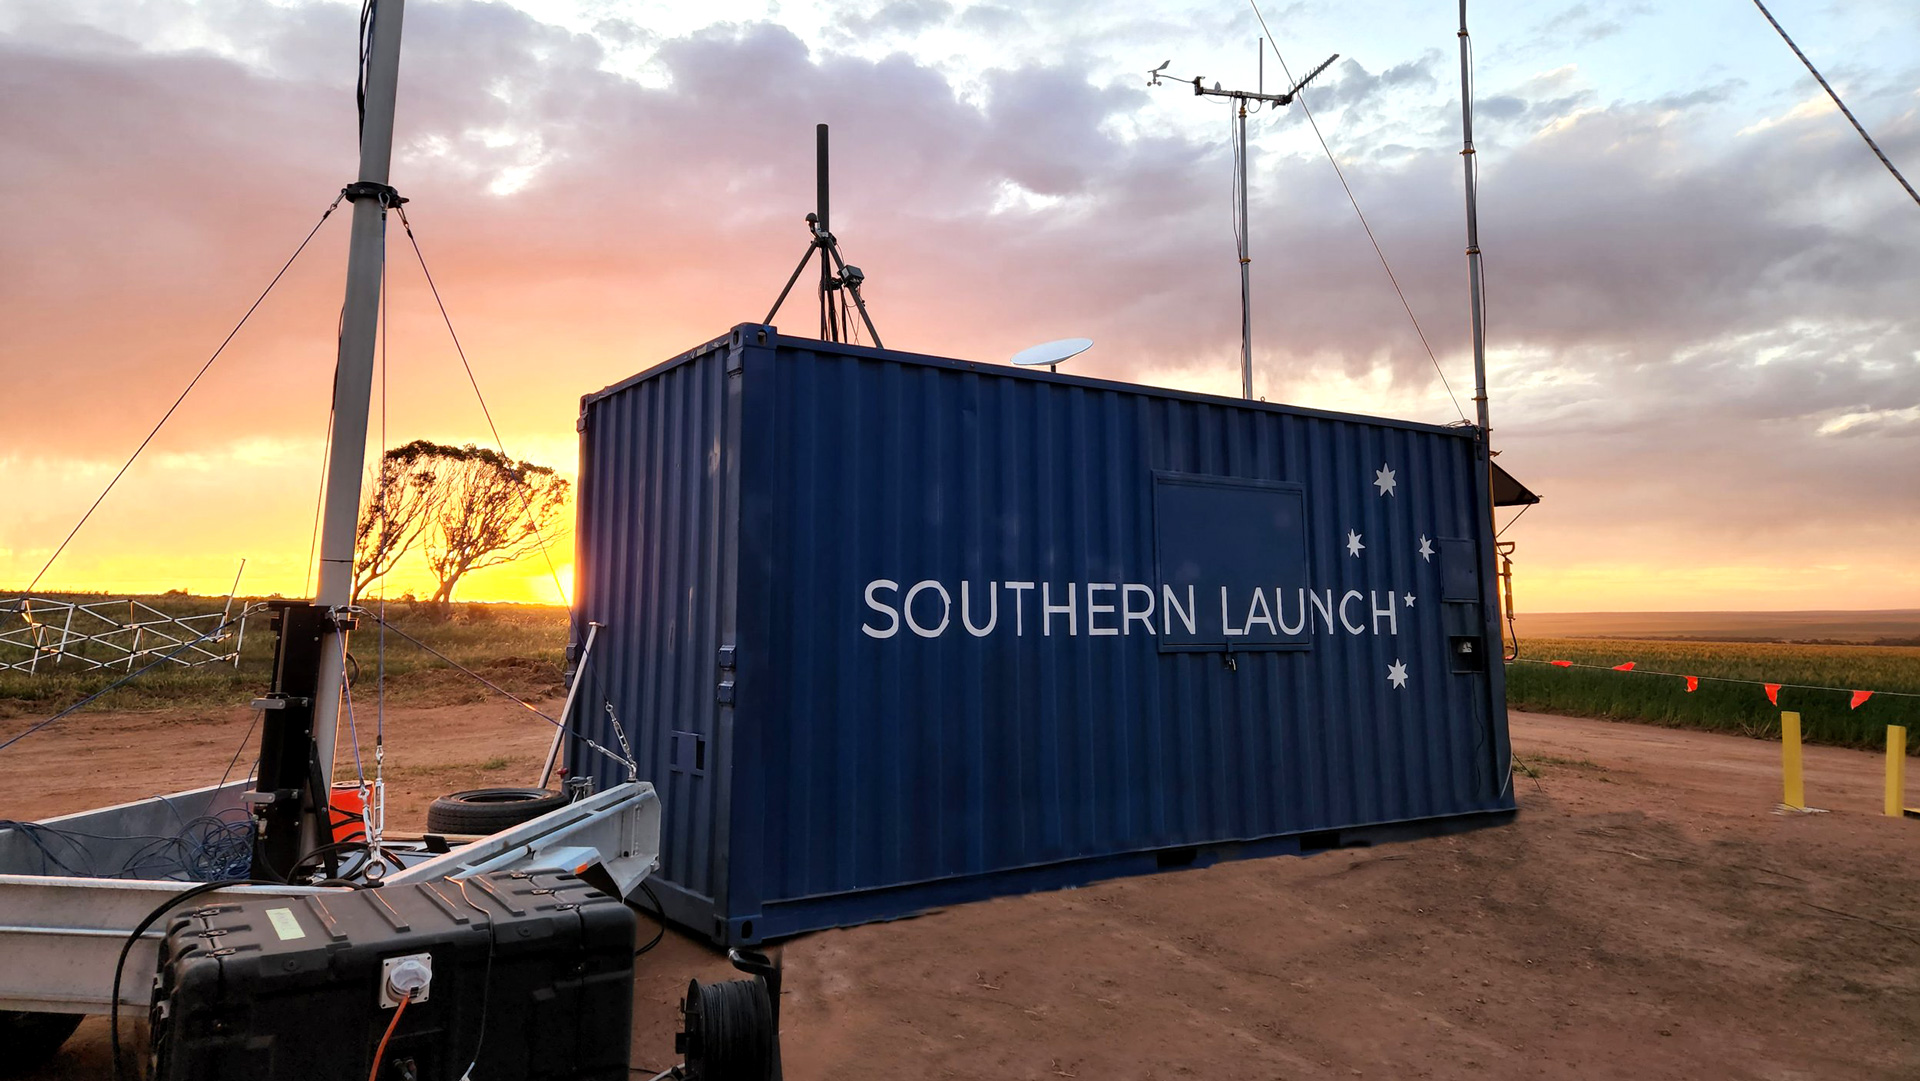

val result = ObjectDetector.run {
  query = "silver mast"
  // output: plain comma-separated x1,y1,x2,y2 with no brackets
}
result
310,0,407,835
1151,49,1336,401
1457,0,1489,435
1235,99,1252,400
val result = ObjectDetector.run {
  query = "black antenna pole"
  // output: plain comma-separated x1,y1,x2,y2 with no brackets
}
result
817,124,833,340
765,123,885,348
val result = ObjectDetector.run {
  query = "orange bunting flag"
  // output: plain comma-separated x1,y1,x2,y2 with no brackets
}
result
1550,660,1573,667
1764,683,1781,705
1685,676,1699,693
1612,661,1636,672
1850,690,1873,710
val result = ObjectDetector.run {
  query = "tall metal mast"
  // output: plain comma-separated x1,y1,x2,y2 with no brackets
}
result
1152,47,1337,399
254,0,406,875
1457,0,1490,436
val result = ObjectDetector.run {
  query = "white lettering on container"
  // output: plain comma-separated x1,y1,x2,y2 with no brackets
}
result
1339,590,1366,635
1122,584,1156,636
961,581,998,636
1043,582,1077,636
1163,585,1197,636
904,580,952,638
862,579,900,639
1004,582,1035,636
1086,583,1119,636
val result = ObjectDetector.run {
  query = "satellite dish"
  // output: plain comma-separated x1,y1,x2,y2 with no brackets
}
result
1010,338,1093,371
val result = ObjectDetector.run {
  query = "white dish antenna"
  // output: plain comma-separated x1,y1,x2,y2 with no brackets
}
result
1010,338,1093,371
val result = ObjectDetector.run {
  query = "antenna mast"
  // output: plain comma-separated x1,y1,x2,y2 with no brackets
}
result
766,124,884,348
1152,46,1337,399
1457,1,1489,436
253,0,407,875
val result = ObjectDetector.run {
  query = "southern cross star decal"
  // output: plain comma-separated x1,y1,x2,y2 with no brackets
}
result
1373,464,1396,496
1418,535,1434,562
1387,660,1409,689
1345,529,1365,557
1403,593,1415,608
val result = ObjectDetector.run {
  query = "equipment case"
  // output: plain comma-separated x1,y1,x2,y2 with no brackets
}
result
150,871,634,1080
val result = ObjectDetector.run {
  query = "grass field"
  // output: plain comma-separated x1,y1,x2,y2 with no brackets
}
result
8,594,1919,755
1506,637,1920,750
0,592,569,715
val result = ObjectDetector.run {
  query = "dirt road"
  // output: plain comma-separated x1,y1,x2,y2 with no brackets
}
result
6,707,1916,1080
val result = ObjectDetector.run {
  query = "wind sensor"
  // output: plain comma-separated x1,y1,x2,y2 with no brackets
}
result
766,123,884,348
1151,44,1337,399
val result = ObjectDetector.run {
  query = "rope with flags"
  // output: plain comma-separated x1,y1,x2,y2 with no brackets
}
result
1510,657,1917,709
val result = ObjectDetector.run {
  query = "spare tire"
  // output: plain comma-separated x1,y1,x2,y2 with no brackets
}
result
425,787,568,835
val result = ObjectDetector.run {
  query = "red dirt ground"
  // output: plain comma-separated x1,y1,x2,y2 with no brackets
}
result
6,705,1917,1080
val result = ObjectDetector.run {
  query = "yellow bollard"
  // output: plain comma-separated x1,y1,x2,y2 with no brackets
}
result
1780,712,1805,810
1887,726,1907,818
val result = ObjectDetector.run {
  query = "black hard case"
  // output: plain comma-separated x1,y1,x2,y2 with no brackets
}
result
150,871,634,1080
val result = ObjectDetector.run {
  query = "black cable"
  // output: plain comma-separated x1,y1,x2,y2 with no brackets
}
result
630,880,667,956
214,708,265,792
24,199,344,595
1750,0,1920,209
285,838,373,883
0,608,255,754
110,877,278,1081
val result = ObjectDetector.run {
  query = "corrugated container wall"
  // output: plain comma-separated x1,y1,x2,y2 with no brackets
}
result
569,325,1516,945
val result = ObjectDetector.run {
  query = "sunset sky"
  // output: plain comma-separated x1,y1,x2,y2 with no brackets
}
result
2,0,1916,611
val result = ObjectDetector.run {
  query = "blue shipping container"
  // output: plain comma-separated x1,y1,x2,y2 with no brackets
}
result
568,325,1516,945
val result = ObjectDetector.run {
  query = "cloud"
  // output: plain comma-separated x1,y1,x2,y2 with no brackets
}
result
1,0,1917,605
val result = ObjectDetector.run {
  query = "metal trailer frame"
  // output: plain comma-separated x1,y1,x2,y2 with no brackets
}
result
0,780,660,1015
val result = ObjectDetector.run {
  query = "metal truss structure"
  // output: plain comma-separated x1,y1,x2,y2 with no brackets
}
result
0,594,247,675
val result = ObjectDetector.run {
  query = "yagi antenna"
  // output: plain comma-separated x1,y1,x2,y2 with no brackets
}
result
1150,41,1338,400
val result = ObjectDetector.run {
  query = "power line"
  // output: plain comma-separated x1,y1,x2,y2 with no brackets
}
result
1749,0,1920,210
1245,0,1470,425
25,195,346,594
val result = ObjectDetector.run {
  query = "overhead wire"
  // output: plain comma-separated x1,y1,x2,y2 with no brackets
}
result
365,611,636,773
0,606,260,754
392,207,573,607
1749,0,1920,210
1245,0,1470,425
25,197,345,595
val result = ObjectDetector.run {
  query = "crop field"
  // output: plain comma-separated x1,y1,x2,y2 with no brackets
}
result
8,595,1919,756
1507,636,1920,749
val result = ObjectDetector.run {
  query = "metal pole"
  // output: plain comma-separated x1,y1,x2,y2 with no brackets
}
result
1237,102,1253,400
310,0,406,839
1458,0,1489,436
816,123,833,342
539,621,599,788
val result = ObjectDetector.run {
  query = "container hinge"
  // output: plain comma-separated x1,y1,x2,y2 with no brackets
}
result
576,408,590,433
726,343,746,376
716,645,736,670
715,680,736,706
